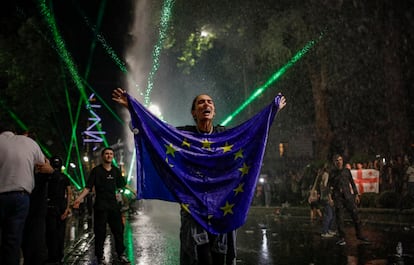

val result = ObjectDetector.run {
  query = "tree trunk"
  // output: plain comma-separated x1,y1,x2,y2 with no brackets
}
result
307,58,333,160
382,5,408,156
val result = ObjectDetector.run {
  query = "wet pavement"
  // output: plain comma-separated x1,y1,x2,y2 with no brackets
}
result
63,201,414,265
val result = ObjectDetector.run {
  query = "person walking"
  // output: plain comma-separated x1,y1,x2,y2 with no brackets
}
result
319,167,336,238
328,154,369,246
73,147,130,265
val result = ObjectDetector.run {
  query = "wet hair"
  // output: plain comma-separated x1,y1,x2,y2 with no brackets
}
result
190,95,200,112
101,147,114,156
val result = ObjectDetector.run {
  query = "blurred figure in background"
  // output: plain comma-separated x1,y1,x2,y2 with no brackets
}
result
46,156,72,264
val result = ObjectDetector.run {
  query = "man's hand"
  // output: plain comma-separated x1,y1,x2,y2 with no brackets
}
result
36,160,54,174
355,194,361,205
112,88,129,108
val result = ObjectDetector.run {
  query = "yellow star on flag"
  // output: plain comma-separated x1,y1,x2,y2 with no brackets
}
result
220,201,235,216
201,139,213,150
221,142,233,153
181,138,191,149
165,157,174,168
233,183,245,196
238,163,250,176
234,149,244,160
165,143,177,157
181,203,190,213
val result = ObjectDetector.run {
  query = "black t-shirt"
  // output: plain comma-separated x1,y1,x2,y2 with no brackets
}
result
86,164,126,210
328,168,357,200
47,170,70,214
176,125,226,134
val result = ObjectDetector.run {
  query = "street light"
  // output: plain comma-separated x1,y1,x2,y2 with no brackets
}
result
148,104,163,119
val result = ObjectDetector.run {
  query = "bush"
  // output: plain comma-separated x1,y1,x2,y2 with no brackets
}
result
377,191,400,208
360,192,378,208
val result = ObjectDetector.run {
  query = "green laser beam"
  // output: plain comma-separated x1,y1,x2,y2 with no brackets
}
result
64,85,82,188
38,0,89,104
144,0,175,106
221,38,319,126
64,172,81,190
81,0,107,80
0,100,52,157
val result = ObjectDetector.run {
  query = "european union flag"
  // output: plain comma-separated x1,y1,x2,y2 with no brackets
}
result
128,95,282,234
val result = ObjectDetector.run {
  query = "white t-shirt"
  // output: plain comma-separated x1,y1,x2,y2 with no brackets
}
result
0,131,45,193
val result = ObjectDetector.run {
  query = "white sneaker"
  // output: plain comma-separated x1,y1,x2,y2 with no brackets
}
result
328,230,337,236
336,238,346,245
321,232,334,238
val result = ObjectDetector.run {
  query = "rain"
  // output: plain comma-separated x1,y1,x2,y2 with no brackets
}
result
1,0,414,264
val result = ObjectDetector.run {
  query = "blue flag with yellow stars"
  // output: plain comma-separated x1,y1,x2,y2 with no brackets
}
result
128,94,283,234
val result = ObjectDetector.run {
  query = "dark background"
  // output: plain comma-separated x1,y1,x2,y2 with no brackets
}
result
1,0,413,176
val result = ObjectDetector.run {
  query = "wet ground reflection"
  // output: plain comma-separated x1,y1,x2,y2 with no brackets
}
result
63,201,414,265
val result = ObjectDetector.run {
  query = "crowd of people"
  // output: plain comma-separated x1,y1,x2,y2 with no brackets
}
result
0,127,132,265
3,85,413,263
1,87,287,265
255,154,414,208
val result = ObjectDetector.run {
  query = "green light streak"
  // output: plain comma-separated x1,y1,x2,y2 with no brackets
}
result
64,172,82,190
0,101,52,157
38,0,89,104
144,0,175,106
75,0,128,74
82,0,107,79
64,88,83,188
40,0,95,188
127,151,136,184
5,108,28,132
221,39,318,126
124,219,135,262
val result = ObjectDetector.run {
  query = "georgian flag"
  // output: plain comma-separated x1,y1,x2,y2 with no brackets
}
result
351,169,380,194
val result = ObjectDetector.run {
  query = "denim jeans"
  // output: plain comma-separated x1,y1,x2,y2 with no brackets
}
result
0,191,30,265
321,201,334,234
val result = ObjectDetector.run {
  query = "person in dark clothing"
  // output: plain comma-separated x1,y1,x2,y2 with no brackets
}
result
21,173,49,265
45,156,72,264
328,154,369,246
73,147,130,265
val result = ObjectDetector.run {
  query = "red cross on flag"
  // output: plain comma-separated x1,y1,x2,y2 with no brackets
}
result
351,169,380,194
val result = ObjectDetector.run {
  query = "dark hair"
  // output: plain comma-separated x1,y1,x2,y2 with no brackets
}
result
332,154,342,161
0,124,16,134
51,156,63,170
101,147,114,156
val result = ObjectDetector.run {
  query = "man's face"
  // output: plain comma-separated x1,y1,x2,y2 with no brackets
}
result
102,149,114,163
192,95,215,122
334,156,344,169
